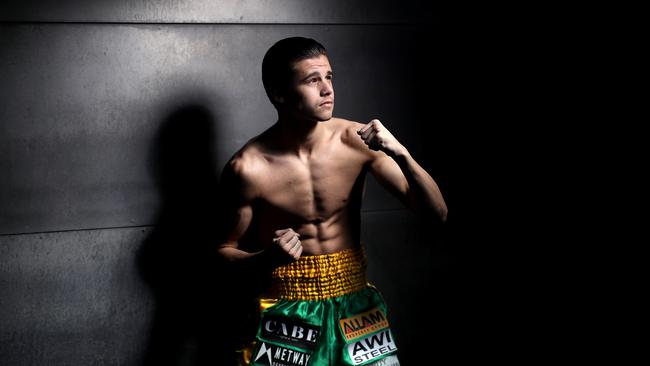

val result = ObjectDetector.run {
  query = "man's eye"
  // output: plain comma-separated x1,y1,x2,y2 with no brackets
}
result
309,78,318,83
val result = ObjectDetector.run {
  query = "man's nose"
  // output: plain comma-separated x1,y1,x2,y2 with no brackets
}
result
321,83,333,96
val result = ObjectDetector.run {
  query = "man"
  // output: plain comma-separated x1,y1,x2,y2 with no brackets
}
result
217,37,447,366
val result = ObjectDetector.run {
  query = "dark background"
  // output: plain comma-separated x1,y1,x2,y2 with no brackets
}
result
0,1,567,365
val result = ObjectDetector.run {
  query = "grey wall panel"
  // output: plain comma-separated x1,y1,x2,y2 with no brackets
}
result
0,227,154,366
1,0,424,24
0,24,425,234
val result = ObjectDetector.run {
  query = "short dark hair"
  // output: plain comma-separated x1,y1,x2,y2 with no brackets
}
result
262,37,328,106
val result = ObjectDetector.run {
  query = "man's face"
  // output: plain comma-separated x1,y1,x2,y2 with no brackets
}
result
284,54,334,122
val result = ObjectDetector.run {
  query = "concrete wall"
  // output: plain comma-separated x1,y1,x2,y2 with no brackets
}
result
0,2,461,365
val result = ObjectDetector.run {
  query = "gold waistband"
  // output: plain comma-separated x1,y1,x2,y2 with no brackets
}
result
268,247,367,301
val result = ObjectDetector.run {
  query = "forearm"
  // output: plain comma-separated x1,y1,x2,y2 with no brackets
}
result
393,149,448,221
217,245,275,272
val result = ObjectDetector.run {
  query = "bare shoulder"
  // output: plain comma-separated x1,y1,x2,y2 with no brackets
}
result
229,137,267,171
332,117,378,158
331,118,365,146
223,138,268,197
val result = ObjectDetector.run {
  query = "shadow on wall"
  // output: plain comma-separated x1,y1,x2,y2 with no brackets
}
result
137,104,259,366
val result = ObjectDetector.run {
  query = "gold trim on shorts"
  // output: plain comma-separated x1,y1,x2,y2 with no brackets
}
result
267,247,368,301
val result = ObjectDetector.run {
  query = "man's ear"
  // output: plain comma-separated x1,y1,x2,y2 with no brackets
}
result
271,91,284,104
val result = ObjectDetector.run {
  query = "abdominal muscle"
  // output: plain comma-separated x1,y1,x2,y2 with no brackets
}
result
294,214,358,255
245,202,361,257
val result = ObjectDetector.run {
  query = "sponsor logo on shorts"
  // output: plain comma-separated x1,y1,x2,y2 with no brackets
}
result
339,307,389,341
254,342,312,366
346,329,397,366
261,315,320,350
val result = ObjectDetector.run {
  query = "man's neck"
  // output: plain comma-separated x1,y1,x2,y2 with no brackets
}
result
272,115,328,157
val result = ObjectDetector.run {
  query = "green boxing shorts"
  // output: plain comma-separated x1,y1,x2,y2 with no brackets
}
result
239,247,400,366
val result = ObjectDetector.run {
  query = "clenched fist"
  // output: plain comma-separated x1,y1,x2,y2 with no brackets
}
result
357,119,406,157
272,228,303,260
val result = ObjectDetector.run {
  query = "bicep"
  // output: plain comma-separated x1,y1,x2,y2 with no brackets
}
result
220,203,252,248
217,158,256,249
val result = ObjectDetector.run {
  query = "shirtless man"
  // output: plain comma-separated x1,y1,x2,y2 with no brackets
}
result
218,37,447,366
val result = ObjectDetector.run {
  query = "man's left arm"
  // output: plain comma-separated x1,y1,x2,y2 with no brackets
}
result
358,119,448,221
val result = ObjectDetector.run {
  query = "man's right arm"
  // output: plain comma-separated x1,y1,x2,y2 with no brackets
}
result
217,157,266,263
217,202,260,261
216,157,302,268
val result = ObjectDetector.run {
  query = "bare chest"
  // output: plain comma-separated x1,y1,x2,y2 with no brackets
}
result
255,149,366,221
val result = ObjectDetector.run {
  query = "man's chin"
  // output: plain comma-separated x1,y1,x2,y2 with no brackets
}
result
316,112,334,122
